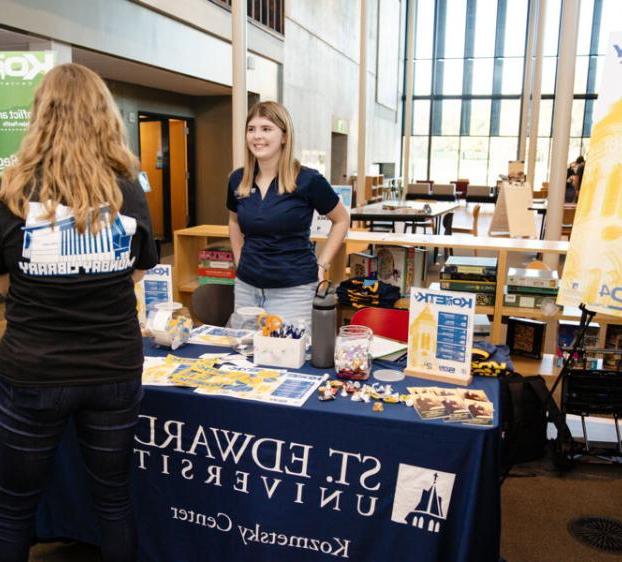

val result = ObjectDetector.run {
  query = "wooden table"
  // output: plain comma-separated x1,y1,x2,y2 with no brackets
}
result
350,199,459,234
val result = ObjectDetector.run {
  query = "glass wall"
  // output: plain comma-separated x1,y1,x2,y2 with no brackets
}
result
406,0,621,188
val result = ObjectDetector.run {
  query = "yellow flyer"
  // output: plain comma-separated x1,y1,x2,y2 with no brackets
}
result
557,33,622,317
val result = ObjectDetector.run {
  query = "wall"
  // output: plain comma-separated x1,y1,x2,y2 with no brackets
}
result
1,0,232,85
194,96,233,226
283,0,403,181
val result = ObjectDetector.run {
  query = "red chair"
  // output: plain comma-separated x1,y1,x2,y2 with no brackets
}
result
350,307,409,342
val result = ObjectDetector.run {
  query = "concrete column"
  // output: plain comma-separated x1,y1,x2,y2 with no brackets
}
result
357,0,368,204
401,0,416,200
231,0,248,169
526,0,546,189
518,0,537,161
545,0,580,269
28,39,72,64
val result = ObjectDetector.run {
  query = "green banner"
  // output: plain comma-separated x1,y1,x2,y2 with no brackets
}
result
0,51,55,172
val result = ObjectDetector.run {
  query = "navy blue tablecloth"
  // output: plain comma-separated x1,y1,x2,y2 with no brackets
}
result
36,341,501,562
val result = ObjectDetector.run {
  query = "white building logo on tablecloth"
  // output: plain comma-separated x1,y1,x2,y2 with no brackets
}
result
390,463,455,534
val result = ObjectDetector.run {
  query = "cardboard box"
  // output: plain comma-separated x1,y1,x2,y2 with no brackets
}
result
253,333,306,369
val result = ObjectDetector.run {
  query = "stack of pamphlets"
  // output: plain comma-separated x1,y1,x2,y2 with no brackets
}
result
408,386,494,425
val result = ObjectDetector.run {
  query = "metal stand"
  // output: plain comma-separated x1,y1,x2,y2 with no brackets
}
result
550,304,622,470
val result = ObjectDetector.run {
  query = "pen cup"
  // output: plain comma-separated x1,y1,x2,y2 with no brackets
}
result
253,333,306,369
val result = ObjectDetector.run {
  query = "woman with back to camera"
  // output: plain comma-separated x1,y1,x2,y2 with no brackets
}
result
0,64,157,562
227,101,349,329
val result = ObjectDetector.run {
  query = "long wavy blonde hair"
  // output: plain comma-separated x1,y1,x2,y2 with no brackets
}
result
236,101,300,198
0,63,138,232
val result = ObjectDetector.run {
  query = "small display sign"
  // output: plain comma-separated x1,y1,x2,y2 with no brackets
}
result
405,287,475,385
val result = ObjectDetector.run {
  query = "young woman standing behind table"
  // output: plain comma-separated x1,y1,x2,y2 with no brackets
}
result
0,64,157,562
227,102,349,328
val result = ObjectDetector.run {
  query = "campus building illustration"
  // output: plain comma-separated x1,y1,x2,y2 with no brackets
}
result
404,473,445,534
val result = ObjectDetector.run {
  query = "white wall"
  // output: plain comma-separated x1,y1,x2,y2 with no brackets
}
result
1,0,233,85
283,0,403,180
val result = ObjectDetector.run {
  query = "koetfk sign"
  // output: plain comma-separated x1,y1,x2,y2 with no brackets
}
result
0,52,55,172
133,416,455,559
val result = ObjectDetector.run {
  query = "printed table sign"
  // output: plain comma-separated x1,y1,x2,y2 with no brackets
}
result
405,288,475,385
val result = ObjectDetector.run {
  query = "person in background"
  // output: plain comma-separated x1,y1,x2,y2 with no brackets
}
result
565,155,585,203
227,101,349,330
0,64,157,562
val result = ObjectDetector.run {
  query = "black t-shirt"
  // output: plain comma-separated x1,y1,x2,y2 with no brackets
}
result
0,178,158,386
226,166,339,288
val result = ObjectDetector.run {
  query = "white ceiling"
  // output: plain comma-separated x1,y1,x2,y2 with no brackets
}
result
0,27,230,97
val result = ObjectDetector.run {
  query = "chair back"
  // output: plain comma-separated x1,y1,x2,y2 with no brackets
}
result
467,185,492,197
191,284,235,327
406,182,431,197
432,183,457,199
350,307,409,342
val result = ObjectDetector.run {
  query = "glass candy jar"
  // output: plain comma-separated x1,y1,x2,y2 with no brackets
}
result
147,302,193,350
334,325,373,380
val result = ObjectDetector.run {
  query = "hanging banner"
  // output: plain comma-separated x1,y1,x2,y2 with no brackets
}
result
0,51,55,173
557,33,622,317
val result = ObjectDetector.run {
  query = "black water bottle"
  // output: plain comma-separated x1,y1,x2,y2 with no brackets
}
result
311,281,337,368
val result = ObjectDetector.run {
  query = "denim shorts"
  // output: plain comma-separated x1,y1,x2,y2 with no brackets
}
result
234,278,317,330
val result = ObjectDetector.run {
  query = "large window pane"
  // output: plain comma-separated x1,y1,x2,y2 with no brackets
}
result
499,100,520,136
430,136,459,182
501,58,524,95
540,57,557,95
503,0,528,57
459,137,489,184
413,100,431,135
533,137,551,190
414,59,432,95
568,138,583,165
538,99,553,137
444,0,467,58
470,99,491,135
473,0,497,57
441,100,462,135
543,0,561,57
409,136,429,182
488,137,518,185
471,59,494,95
571,99,585,138
437,59,464,95
577,0,594,55
415,0,436,59
574,56,589,94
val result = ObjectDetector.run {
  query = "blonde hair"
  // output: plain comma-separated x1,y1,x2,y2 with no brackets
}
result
0,63,139,232
236,101,300,197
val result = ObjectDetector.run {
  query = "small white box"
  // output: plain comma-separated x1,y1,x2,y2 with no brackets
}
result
253,333,306,369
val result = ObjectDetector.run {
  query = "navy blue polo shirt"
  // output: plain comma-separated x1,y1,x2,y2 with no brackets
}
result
226,166,339,288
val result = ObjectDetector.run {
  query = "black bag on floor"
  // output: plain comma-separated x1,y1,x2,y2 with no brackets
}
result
500,373,549,473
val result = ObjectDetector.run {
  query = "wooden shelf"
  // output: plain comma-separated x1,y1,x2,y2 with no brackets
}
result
175,225,620,346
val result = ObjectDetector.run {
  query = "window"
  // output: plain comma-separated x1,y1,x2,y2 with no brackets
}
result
404,0,622,183
210,0,284,34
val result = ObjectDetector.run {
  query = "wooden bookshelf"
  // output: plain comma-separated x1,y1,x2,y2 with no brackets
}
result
173,226,622,343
